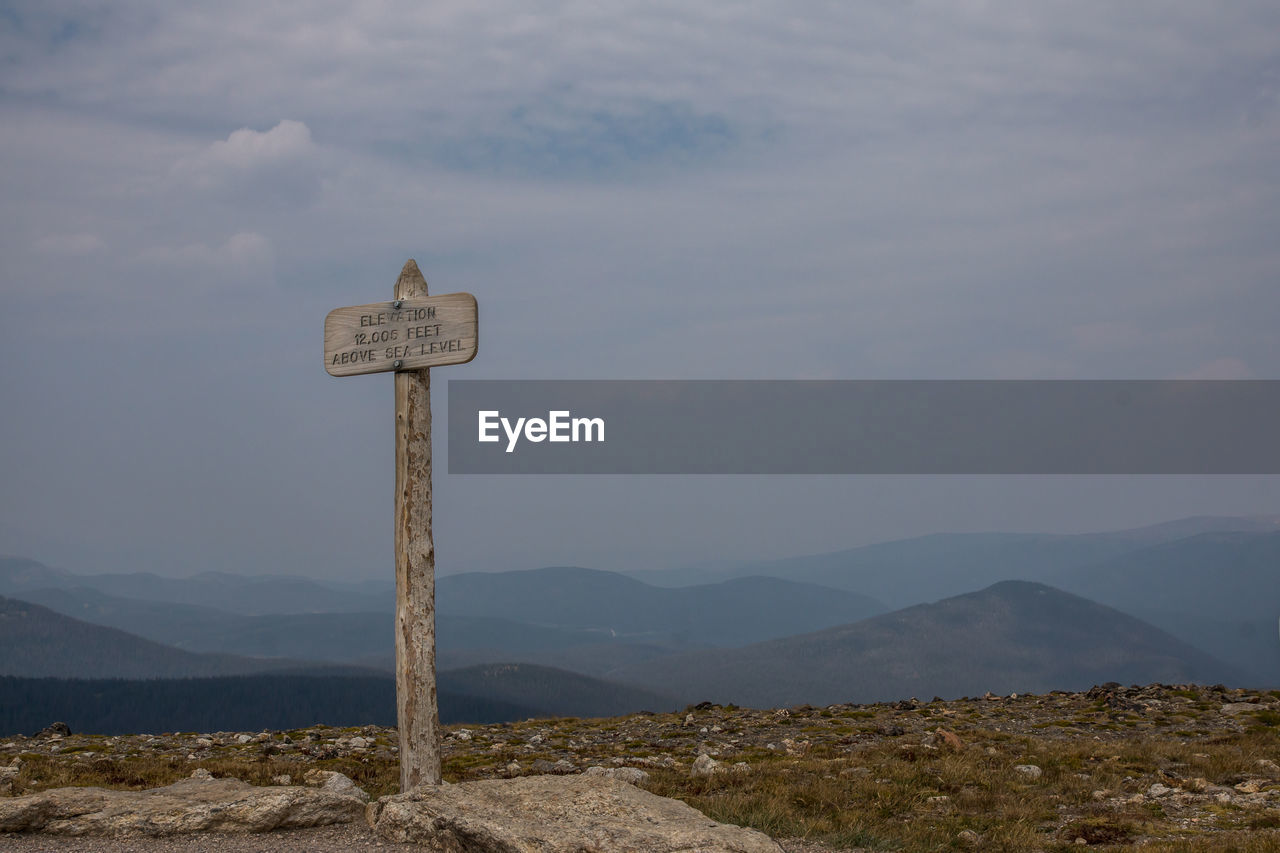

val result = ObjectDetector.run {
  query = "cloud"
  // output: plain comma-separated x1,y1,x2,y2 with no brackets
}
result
204,119,314,170
34,233,106,255
172,119,321,204
427,95,747,179
139,231,273,273
3,1,1279,582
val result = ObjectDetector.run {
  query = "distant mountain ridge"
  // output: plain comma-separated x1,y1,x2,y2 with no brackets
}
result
1051,530,1280,622
4,561,889,674
623,517,1280,682
630,515,1280,604
438,566,886,647
0,595,677,730
3,514,1277,709
0,558,390,615
611,581,1254,708
440,663,677,719
0,596,371,679
1050,530,1280,683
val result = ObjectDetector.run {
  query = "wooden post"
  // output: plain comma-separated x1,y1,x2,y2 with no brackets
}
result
324,260,474,789
393,259,441,789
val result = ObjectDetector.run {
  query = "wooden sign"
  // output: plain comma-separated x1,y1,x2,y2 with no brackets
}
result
324,293,477,376
324,260,474,791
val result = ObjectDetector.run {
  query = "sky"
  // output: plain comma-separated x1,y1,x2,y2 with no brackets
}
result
2,1,1279,581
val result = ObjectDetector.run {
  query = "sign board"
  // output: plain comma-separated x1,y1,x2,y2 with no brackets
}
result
324,293,478,376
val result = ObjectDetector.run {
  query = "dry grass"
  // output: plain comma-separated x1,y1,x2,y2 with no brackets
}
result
8,713,1280,850
11,753,402,800
633,726,1280,851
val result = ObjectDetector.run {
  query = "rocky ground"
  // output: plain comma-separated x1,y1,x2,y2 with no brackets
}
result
4,682,1280,850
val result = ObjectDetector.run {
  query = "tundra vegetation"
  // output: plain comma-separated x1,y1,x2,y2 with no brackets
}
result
5,683,1280,850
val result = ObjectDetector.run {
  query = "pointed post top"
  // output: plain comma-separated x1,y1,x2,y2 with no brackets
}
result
395,258,428,299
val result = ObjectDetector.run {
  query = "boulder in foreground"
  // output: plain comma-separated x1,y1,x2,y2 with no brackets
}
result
0,776,364,836
367,774,782,852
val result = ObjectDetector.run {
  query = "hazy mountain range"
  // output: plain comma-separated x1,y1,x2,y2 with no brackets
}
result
1,514,1277,732
610,581,1252,707
0,596,376,680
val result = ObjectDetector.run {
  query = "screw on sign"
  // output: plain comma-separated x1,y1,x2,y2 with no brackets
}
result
324,260,477,790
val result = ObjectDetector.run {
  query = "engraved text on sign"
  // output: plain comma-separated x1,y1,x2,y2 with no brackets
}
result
324,293,478,376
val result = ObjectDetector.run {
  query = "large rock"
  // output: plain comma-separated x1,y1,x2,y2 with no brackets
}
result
0,776,365,836
368,774,782,852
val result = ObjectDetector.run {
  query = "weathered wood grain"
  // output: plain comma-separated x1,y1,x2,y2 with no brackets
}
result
392,259,442,790
324,292,477,377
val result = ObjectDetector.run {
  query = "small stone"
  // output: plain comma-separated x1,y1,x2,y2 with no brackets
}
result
691,754,722,777
303,769,369,803
235,734,253,744
1148,783,1173,797
1235,780,1264,794
505,762,522,776
453,729,473,742
1257,759,1280,777
957,828,981,845
684,714,696,726
1222,702,1266,715
1013,764,1042,780
271,774,292,785
189,769,214,781
1091,789,1107,800
731,762,751,775
781,738,809,755
0,759,22,796
840,767,871,777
